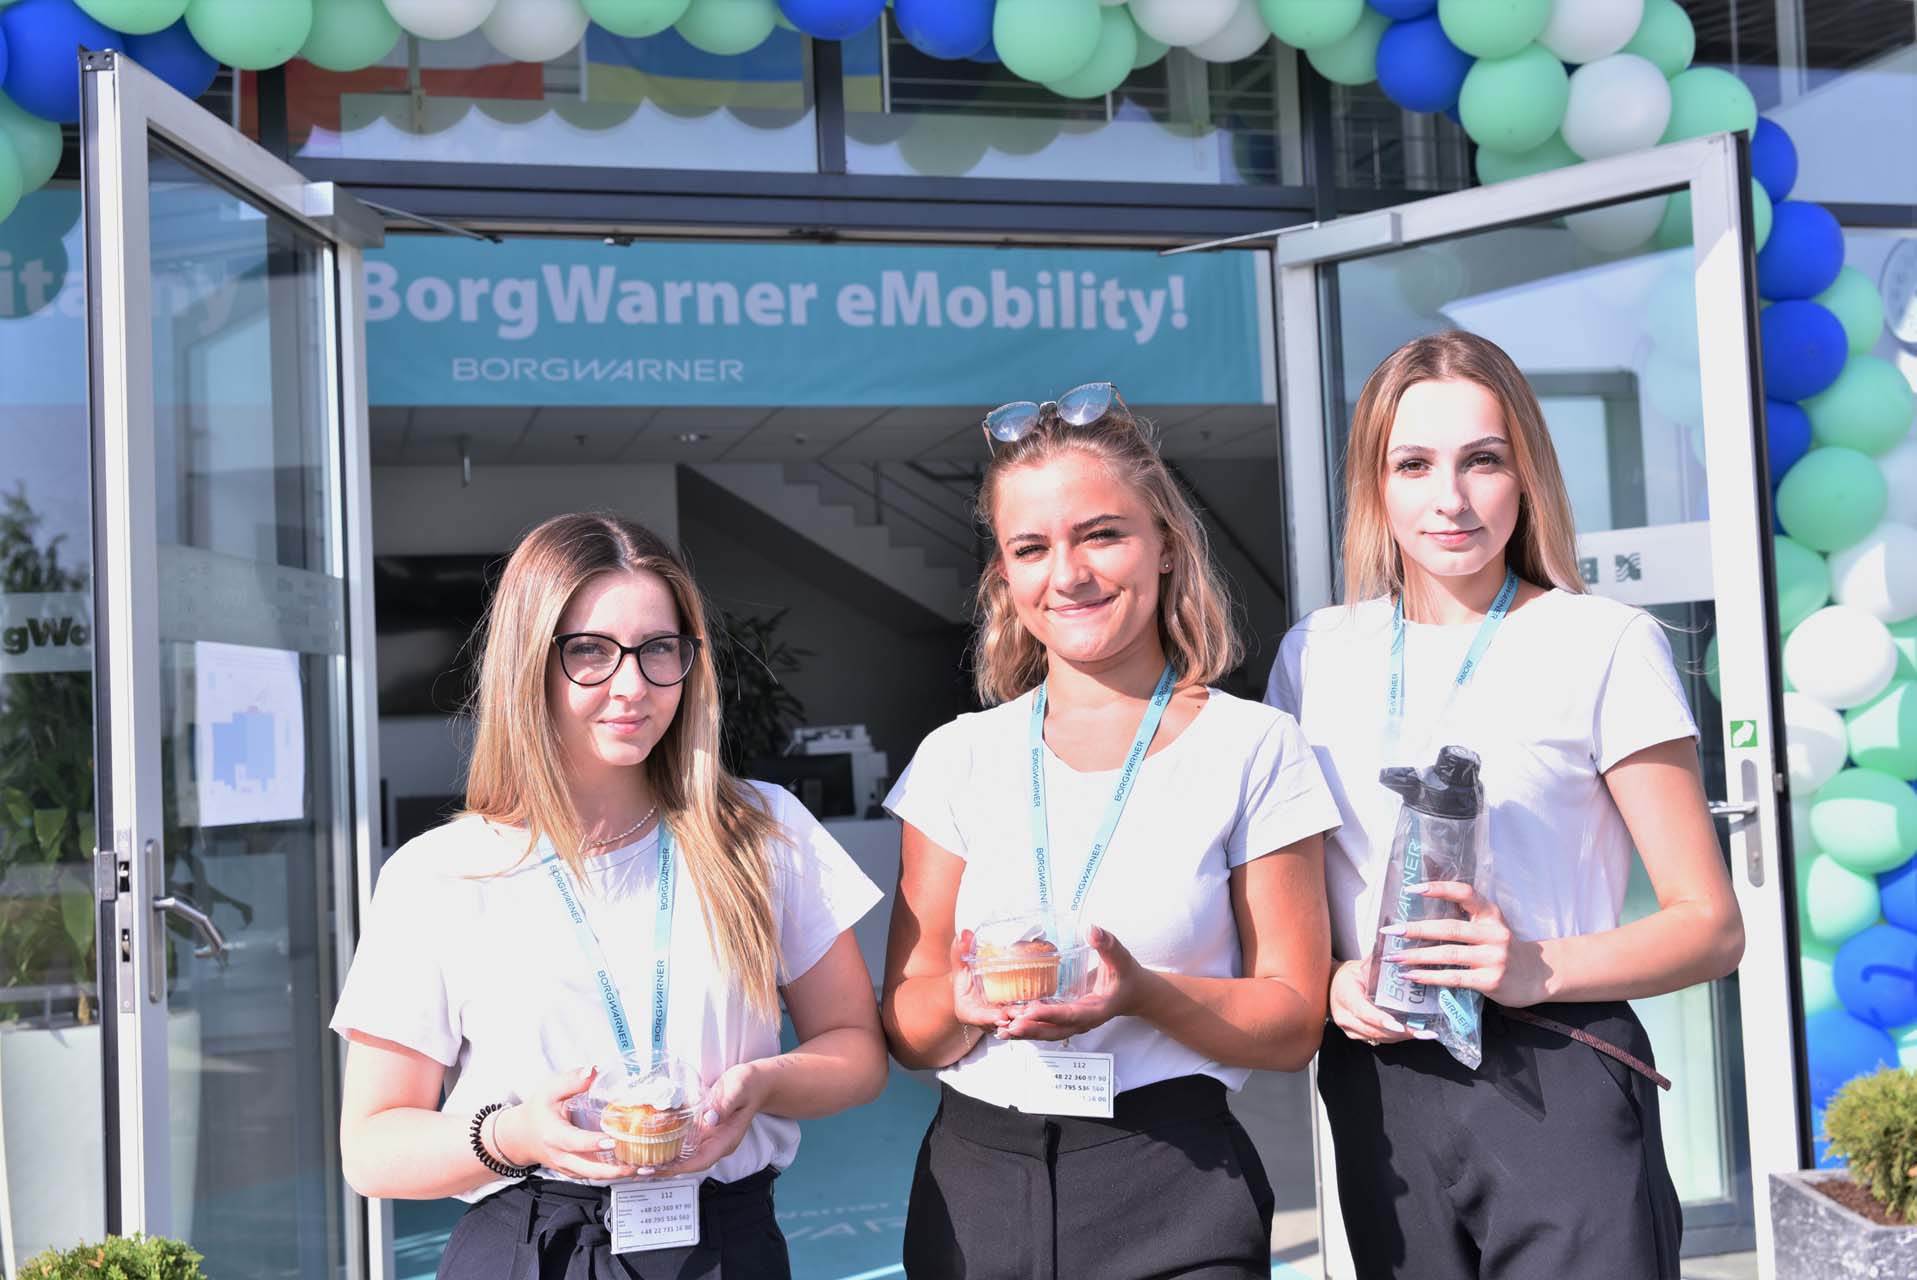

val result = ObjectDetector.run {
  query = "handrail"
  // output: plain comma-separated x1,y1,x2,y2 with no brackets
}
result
810,463,980,564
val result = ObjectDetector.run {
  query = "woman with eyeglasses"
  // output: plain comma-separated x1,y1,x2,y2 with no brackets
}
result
1267,333,1742,1278
881,384,1340,1278
332,513,887,1278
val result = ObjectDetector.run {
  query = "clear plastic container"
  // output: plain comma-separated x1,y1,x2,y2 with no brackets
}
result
963,911,1096,1006
564,1055,703,1168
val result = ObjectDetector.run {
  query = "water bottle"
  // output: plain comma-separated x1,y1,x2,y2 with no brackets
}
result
1372,745,1484,1029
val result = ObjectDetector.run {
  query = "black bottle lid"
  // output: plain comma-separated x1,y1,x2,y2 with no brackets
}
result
1378,745,1482,819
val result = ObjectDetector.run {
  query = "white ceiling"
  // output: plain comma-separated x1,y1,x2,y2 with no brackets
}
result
370,403,1281,466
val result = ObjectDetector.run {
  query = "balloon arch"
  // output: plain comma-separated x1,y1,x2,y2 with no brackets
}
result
0,0,1912,1161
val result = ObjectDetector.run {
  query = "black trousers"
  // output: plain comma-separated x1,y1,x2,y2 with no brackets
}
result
1317,1000,1683,1280
903,1074,1274,1280
436,1169,788,1280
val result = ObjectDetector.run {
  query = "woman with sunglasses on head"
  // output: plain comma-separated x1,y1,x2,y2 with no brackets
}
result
882,384,1340,1279
1267,332,1743,1279
331,513,887,1278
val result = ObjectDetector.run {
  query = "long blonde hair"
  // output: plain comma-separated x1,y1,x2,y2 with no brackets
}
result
464,513,783,1014
971,394,1241,705
1341,331,1585,605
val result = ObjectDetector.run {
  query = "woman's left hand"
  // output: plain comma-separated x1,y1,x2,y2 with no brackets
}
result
995,926,1149,1041
636,1063,762,1178
1381,881,1551,1009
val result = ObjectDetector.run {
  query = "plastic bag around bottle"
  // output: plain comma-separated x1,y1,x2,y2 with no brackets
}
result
1366,744,1494,1070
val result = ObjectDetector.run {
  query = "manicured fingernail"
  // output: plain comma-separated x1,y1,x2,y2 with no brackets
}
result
703,1110,720,1125
1379,924,1407,936
598,1138,615,1150
1381,1015,1406,1033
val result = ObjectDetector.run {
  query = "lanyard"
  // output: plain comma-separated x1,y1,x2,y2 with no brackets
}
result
1384,569,1518,757
1028,663,1176,920
541,823,676,1068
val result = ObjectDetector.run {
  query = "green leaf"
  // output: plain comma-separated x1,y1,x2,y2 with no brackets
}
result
3,788,30,828
58,889,92,957
33,808,66,857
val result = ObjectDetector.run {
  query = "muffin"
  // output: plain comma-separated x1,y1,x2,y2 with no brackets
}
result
600,1075,695,1167
971,919,1063,1004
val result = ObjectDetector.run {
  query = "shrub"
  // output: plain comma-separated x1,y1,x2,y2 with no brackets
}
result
1825,1064,1917,1222
19,1234,205,1279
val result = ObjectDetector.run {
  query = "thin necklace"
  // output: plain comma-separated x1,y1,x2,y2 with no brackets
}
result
584,803,657,849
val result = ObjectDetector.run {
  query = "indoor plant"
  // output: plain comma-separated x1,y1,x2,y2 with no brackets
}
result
1771,1065,1917,1278
713,608,810,774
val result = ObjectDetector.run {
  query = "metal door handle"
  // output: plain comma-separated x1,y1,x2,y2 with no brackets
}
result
1707,800,1759,823
154,894,228,962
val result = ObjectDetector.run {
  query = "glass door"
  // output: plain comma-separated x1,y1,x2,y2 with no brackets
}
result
1265,134,1795,1275
80,50,383,1278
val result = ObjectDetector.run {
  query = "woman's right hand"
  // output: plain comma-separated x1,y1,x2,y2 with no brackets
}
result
1328,957,1423,1046
492,1065,638,1181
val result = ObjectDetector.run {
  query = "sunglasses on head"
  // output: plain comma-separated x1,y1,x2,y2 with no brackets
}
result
981,382,1124,454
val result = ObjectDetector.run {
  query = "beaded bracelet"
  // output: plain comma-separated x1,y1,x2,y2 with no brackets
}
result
468,1102,538,1180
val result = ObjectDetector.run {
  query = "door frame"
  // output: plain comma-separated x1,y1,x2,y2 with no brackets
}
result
1250,132,1796,1275
79,47,385,1271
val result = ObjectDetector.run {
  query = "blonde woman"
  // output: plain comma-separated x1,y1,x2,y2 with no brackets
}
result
882,383,1339,1278
332,514,886,1279
1267,332,1744,1279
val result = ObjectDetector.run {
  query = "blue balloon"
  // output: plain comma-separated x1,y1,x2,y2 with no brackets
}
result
0,0,116,124
1881,857,1917,933
777,0,884,41
1809,1008,1896,1110
1376,16,1473,114
1758,201,1845,302
967,35,998,65
1761,300,1848,402
1766,398,1811,478
894,0,992,60
1813,1106,1838,1168
0,27,10,93
1834,924,1917,1029
1370,0,1438,18
125,20,215,102
1751,117,1798,204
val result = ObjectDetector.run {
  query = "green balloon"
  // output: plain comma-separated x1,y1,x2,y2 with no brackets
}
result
1848,680,1917,780
675,0,777,55
1816,266,1888,357
1776,535,1833,633
1474,133,1578,186
995,0,1100,86
184,0,314,70
1804,356,1917,456
1775,447,1888,553
586,0,691,38
1304,7,1389,87
1260,0,1363,52
0,132,21,226
1458,44,1568,154
1047,6,1136,99
0,92,62,193
1703,632,1721,703
1893,617,1917,682
77,0,187,34
1811,766,1917,875
298,0,399,72
1133,28,1169,69
1807,853,1884,944
1622,0,1696,78
1801,939,1839,1016
1653,179,1771,252
1438,0,1551,60
1661,66,1757,144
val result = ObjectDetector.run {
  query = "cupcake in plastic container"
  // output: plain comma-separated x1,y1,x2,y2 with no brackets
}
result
565,1056,701,1168
964,912,1093,1006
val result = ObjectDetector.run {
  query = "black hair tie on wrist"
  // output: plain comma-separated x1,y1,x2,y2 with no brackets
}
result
469,1102,538,1180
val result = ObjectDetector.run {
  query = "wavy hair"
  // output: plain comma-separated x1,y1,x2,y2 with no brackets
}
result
1341,331,1585,606
463,513,782,1015
971,394,1241,705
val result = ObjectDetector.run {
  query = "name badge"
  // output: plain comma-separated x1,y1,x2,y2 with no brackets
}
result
608,1177,701,1253
1021,1049,1115,1118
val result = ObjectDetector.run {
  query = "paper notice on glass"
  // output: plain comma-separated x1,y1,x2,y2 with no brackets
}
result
194,640,305,827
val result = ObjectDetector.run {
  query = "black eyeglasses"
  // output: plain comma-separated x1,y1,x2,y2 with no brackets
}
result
552,632,702,688
981,381,1124,453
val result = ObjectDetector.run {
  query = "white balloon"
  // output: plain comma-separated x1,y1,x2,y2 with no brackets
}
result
1643,264,1699,358
1538,0,1644,64
1784,692,1850,793
480,0,589,61
1566,194,1665,254
1189,0,1270,61
1880,436,1917,528
1128,0,1236,47
384,0,498,40
1785,605,1898,710
1828,521,1917,623
1562,54,1671,160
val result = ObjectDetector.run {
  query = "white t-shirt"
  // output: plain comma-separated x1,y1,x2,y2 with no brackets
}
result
884,687,1340,1105
329,781,881,1202
1266,589,1699,963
